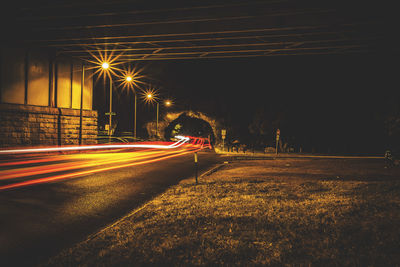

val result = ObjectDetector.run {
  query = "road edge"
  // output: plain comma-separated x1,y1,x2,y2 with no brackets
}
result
82,162,227,243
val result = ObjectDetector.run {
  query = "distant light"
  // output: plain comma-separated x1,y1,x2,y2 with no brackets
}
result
165,100,172,106
126,76,133,82
102,62,110,69
147,93,152,99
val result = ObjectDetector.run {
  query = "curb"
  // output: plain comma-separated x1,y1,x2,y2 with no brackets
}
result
200,163,227,178
83,163,227,243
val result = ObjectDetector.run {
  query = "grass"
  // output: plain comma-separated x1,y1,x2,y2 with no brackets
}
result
44,158,400,266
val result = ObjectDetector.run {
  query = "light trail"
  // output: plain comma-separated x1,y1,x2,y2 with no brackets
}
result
0,136,211,191
0,148,186,180
0,147,202,191
0,136,189,155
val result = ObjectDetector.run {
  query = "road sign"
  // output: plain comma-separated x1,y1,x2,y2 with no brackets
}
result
221,129,226,151
221,129,226,140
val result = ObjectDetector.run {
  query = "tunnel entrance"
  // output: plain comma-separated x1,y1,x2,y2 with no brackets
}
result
164,113,215,144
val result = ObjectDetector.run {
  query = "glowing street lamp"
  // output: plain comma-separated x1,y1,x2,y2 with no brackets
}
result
124,75,137,139
144,92,173,138
120,71,144,140
117,64,146,140
101,62,109,70
101,61,113,137
143,91,160,138
165,100,172,107
85,50,125,140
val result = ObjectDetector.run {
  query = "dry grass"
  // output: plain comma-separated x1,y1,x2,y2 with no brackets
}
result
45,158,400,266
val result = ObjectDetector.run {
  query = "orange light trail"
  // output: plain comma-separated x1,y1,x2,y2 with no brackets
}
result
0,136,189,155
0,149,183,180
0,136,211,191
0,147,201,191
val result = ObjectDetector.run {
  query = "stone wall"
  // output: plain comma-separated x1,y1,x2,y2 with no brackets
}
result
0,103,97,147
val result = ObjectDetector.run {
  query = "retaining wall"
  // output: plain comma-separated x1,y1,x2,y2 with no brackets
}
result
0,103,97,147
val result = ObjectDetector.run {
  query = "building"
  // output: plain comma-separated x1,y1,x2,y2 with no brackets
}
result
0,46,97,147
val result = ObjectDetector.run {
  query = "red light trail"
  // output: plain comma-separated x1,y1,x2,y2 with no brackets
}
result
0,136,211,191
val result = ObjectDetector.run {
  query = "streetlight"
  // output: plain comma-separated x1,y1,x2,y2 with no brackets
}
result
146,93,160,137
124,75,137,139
79,63,85,145
101,61,113,137
160,100,173,138
145,92,173,138
120,70,144,140
102,62,109,70
115,62,147,140
87,50,123,139
124,75,138,139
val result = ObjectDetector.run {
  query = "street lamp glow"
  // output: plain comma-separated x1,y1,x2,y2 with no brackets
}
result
165,100,172,106
147,93,152,99
126,76,133,82
101,62,110,69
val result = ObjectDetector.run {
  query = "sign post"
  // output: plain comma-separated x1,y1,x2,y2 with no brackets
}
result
194,152,198,184
105,112,116,140
221,129,226,152
275,129,280,155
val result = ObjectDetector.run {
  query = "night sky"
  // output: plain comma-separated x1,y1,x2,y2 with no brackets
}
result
95,53,399,154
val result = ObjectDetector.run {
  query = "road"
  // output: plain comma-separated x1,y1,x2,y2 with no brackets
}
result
0,138,222,266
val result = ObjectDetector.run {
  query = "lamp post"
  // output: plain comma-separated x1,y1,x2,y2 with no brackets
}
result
146,93,159,137
134,92,137,139
146,94,172,139
125,75,138,139
109,76,113,137
79,64,85,145
101,62,113,138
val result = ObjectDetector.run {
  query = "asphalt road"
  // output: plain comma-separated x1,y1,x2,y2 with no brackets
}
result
0,149,222,266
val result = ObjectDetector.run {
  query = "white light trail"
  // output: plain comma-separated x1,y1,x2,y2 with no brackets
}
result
0,136,190,155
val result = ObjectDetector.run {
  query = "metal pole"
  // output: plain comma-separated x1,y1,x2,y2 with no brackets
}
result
134,93,137,139
194,152,198,184
156,102,159,138
109,77,112,138
79,64,84,145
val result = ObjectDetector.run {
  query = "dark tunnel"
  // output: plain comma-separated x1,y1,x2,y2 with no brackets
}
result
164,113,215,144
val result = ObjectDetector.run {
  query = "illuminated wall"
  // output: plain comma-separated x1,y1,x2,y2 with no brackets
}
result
0,47,97,147
0,49,93,110
0,47,25,104
56,57,93,110
28,51,50,106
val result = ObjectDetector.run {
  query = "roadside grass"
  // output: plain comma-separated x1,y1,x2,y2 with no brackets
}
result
45,158,400,266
